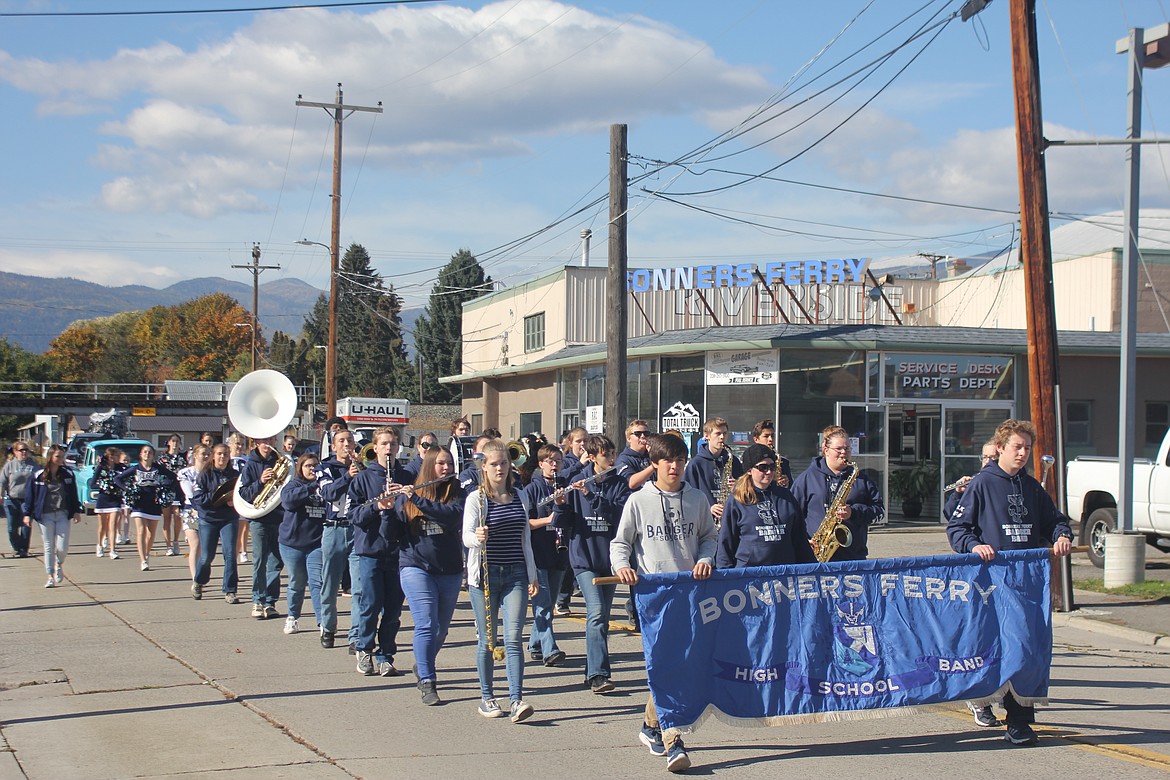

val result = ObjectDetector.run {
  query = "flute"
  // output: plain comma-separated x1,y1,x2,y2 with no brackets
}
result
403,473,457,492
536,466,616,509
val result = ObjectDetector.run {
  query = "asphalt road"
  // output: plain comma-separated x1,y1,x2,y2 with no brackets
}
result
1,520,1168,779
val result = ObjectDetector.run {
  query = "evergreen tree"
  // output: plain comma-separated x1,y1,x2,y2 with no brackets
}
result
334,243,416,399
415,249,492,403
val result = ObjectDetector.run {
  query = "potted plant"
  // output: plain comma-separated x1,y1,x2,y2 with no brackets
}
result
888,460,940,518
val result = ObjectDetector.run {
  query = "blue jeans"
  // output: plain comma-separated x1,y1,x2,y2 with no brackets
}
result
469,562,529,702
280,543,323,623
399,566,461,682
319,524,352,634
529,567,565,656
36,511,71,575
352,554,403,663
5,497,31,556
576,570,616,681
195,519,239,593
250,521,283,607
347,545,362,645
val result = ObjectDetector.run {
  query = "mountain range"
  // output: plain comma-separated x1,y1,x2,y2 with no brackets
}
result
0,271,423,354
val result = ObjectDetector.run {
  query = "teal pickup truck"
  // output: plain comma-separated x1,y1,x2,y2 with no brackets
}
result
74,438,150,512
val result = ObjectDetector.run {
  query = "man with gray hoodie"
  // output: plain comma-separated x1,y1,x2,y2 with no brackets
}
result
611,433,718,774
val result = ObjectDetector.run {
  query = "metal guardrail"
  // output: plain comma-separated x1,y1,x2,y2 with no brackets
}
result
0,382,315,403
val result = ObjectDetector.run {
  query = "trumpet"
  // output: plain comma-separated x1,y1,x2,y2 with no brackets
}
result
536,466,615,509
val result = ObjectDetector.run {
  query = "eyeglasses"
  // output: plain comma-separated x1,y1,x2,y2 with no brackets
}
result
630,431,650,437
982,454,996,462
752,463,776,473
826,446,849,454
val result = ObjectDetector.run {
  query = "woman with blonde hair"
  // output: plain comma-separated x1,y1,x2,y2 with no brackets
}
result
177,445,211,580
716,444,814,568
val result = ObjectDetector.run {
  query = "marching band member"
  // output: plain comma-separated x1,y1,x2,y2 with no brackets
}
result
716,444,814,568
22,445,81,588
791,426,885,562
942,439,997,523
176,445,210,580
751,419,792,488
458,434,494,492
92,446,125,559
239,437,285,619
227,432,250,565
518,445,569,667
316,429,359,650
114,445,178,572
553,434,629,693
611,434,717,773
157,434,187,557
191,444,240,603
348,427,409,678
402,431,439,483
462,438,539,723
683,416,742,523
615,420,654,492
559,427,588,481
279,454,326,637
947,419,1073,745
395,447,466,705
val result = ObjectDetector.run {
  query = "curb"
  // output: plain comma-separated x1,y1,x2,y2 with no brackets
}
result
1052,611,1170,651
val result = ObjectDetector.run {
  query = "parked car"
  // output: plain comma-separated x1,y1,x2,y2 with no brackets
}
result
1066,431,1170,567
64,432,111,469
73,438,151,513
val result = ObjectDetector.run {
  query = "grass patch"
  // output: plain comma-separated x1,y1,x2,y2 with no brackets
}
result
1076,578,1170,601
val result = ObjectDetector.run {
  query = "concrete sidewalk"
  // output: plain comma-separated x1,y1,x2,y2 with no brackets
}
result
3,522,1170,780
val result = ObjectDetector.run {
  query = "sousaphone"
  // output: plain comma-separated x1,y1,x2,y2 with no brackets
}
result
227,370,298,519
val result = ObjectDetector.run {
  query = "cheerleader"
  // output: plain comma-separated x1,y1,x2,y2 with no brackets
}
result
715,444,815,568
177,445,211,580
278,454,326,636
462,439,539,723
92,447,125,560
116,449,132,545
191,444,240,602
114,445,178,571
157,434,186,557
395,447,466,706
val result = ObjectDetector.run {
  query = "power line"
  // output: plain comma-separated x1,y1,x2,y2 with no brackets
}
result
0,1,438,18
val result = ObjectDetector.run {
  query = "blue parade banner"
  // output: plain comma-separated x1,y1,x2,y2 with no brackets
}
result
635,549,1052,731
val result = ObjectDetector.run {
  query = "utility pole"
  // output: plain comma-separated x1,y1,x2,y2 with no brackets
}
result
297,84,382,417
232,242,280,373
605,124,629,447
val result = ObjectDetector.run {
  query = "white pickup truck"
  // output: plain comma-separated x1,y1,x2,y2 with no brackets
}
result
1066,433,1170,567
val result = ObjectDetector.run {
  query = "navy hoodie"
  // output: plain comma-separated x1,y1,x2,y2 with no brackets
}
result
614,446,650,489
191,466,239,524
279,477,326,549
520,472,568,571
947,462,1072,553
790,457,885,562
348,461,411,558
238,449,283,524
458,463,481,492
716,483,815,568
317,456,356,522
394,485,467,575
552,464,630,574
114,463,176,517
683,443,744,509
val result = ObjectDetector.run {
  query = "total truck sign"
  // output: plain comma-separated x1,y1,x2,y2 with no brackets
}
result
336,397,410,425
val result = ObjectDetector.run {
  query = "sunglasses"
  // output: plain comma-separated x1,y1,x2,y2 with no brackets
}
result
630,431,650,437
14,448,28,453
421,442,439,450
753,463,776,473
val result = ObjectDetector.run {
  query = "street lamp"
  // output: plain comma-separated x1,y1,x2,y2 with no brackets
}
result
297,238,338,417
233,322,255,372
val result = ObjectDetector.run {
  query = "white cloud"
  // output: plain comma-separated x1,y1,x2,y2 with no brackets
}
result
0,249,182,287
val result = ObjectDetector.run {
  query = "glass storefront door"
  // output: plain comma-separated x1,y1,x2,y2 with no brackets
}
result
941,404,1013,515
836,402,888,522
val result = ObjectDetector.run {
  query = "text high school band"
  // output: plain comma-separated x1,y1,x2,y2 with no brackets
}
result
6,414,1075,774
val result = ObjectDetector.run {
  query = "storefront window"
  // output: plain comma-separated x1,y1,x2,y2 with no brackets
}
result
559,368,579,412
627,358,658,425
583,365,606,408
705,350,778,450
659,355,705,443
883,354,1013,401
778,350,866,462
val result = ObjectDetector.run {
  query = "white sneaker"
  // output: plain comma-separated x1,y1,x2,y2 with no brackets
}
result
96,545,104,558
109,549,120,560
283,617,299,635
54,567,63,583
44,577,54,588
165,546,176,557
172,542,181,556
140,560,150,571
239,552,249,564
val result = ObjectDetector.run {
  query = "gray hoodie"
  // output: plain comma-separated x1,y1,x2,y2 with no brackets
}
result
610,481,717,575
0,458,38,501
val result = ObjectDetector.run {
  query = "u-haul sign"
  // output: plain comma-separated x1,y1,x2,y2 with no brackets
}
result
336,397,410,425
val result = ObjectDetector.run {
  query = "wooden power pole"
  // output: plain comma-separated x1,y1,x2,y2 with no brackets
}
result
605,124,629,446
296,84,382,416
232,242,280,373
1009,0,1061,495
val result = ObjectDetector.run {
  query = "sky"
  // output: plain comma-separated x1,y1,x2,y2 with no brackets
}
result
4,0,1170,327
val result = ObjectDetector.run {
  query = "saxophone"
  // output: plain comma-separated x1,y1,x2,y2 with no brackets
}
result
810,462,859,563
713,455,732,528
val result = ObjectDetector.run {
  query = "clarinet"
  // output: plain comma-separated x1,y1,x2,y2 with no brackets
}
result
478,462,505,662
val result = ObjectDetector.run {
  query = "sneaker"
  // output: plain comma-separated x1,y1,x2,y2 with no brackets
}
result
553,604,571,617
239,551,249,564
109,549,120,560
224,592,238,604
639,724,667,757
283,617,299,635
590,675,614,694
96,544,104,558
54,566,63,583
320,629,335,648
251,603,265,619
529,648,543,661
418,679,440,706
191,582,203,600
165,546,176,557
356,652,376,676
665,739,691,773
1004,722,1039,746
543,650,567,667
264,605,279,620
348,642,358,656
172,542,181,556
140,560,150,571
478,698,505,718
44,577,54,588
378,660,400,677
969,702,1000,728
509,699,534,723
